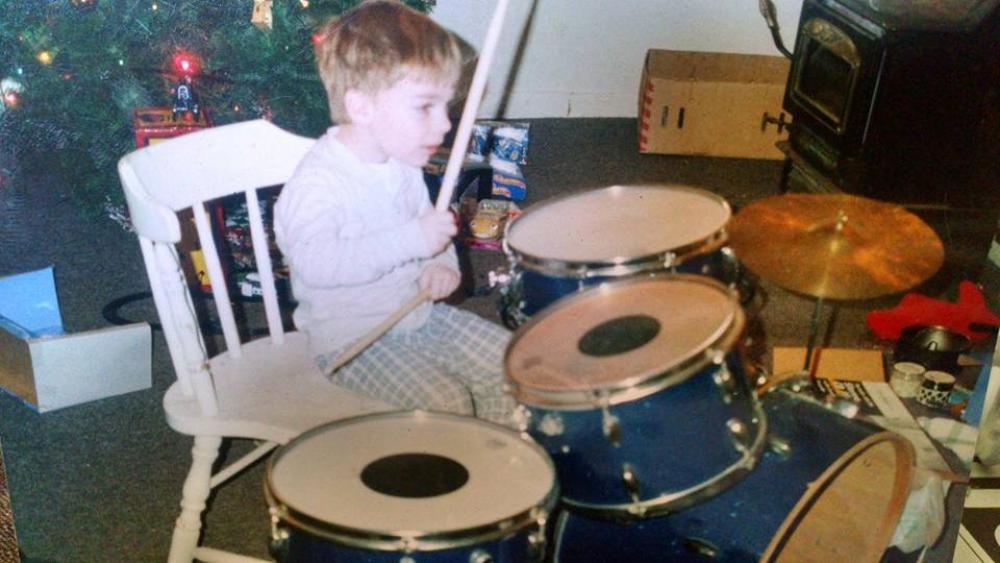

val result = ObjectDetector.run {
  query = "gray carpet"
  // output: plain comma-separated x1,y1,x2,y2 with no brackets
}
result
0,118,996,562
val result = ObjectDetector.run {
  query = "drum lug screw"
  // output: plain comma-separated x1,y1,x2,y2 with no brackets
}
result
528,522,548,562
468,549,495,563
622,463,644,514
268,511,290,561
727,418,750,453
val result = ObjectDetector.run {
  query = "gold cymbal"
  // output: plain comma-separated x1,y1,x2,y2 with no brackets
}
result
728,193,944,300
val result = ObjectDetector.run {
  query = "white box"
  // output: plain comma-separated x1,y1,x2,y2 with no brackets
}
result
0,267,151,413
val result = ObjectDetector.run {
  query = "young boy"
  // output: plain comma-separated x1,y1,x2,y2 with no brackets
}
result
274,0,515,425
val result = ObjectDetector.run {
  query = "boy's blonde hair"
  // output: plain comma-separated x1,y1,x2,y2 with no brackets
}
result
314,0,462,123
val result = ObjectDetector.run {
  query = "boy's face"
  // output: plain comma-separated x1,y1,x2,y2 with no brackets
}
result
364,75,455,167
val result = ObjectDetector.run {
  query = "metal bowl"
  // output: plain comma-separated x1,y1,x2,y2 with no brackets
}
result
894,325,971,374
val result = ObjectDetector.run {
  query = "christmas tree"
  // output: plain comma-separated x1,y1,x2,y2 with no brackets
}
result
0,0,431,218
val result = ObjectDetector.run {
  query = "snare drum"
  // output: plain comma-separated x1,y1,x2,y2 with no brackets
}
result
551,387,916,562
265,411,559,562
498,184,736,325
505,275,765,518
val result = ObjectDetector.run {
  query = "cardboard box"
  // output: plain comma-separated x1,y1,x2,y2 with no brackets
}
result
0,267,151,413
638,50,791,159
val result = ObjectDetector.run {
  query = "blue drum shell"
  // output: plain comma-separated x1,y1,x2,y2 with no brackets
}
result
523,352,762,513
518,250,731,317
551,389,909,562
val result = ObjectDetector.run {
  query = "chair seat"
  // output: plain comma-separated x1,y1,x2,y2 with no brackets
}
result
164,331,394,444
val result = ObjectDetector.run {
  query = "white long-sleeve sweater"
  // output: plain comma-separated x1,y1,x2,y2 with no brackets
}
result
274,127,458,358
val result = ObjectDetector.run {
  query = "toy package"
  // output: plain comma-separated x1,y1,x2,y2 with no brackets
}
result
469,120,530,201
456,185,521,252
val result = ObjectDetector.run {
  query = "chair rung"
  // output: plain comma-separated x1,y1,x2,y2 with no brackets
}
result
209,440,278,489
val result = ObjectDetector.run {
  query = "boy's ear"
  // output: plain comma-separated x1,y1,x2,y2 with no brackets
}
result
343,89,375,125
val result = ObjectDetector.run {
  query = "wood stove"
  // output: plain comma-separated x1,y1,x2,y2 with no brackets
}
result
779,0,1000,208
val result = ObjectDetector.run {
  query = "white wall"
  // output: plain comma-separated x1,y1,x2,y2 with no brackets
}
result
432,0,803,118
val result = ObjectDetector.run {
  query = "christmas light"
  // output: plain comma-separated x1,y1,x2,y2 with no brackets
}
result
171,52,200,76
1,78,22,111
70,0,98,10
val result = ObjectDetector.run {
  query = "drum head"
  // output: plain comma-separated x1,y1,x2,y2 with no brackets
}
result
764,432,915,562
505,275,740,397
506,184,730,263
267,411,556,542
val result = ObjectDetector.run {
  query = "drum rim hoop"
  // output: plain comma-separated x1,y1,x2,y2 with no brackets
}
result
263,411,560,551
505,275,746,408
760,430,916,562
555,398,768,518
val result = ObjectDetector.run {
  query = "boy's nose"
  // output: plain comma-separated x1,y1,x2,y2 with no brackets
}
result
433,108,452,135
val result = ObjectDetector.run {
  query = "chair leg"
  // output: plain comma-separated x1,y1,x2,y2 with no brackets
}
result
168,435,223,563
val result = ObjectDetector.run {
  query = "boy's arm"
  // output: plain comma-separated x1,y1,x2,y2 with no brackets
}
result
276,173,432,287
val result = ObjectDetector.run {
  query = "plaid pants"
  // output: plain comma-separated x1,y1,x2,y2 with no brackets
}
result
316,304,517,426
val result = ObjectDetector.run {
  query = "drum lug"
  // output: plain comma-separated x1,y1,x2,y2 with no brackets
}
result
768,435,791,458
468,549,495,563
601,407,622,447
662,251,678,269
622,464,645,516
527,512,549,561
512,404,532,433
537,413,565,437
268,510,290,561
711,351,736,405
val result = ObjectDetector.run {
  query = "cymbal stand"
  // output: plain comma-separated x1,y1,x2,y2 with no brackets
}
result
803,296,824,375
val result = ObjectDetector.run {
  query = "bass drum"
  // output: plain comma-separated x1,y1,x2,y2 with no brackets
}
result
551,387,915,562
265,411,559,562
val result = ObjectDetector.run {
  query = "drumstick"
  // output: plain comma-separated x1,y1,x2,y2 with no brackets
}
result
326,0,511,375
434,0,510,210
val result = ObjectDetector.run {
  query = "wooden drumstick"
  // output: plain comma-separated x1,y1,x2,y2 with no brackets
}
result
326,0,511,375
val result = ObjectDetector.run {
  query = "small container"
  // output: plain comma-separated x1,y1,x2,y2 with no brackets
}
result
890,361,925,398
916,370,956,408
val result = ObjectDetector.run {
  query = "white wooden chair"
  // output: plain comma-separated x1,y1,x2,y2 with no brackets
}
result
118,119,392,562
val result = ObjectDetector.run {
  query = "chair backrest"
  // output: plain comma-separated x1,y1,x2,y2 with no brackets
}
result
117,119,315,415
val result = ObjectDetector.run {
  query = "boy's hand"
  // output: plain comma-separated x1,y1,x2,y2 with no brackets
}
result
418,210,458,256
420,263,460,301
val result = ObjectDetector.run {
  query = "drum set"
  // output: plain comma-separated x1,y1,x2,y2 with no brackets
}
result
264,185,947,562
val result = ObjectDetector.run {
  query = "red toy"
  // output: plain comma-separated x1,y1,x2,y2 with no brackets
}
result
866,281,1000,342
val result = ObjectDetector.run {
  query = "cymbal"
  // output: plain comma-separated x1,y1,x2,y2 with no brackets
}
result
728,194,944,300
